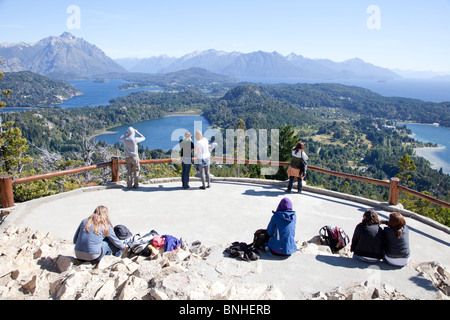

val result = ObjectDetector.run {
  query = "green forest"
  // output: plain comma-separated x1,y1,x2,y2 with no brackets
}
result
0,70,449,226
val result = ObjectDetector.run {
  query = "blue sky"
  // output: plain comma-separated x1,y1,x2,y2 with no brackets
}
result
1,0,449,72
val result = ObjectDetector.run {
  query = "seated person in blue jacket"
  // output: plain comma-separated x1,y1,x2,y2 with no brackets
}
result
73,205,127,263
266,197,297,256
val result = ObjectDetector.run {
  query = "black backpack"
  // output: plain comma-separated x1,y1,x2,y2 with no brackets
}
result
252,229,270,251
319,226,349,253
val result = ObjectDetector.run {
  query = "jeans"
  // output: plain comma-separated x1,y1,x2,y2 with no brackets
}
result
198,158,211,188
181,162,191,189
353,254,380,264
96,238,122,262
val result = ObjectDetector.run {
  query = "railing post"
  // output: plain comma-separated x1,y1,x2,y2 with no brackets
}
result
0,175,15,208
389,177,400,205
111,157,120,183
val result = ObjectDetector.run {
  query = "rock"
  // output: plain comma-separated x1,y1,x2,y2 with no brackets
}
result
94,279,116,300
132,260,162,282
21,275,38,294
0,223,447,300
55,255,74,273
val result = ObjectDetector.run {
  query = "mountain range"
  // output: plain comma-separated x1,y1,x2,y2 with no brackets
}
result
116,49,401,81
0,32,400,81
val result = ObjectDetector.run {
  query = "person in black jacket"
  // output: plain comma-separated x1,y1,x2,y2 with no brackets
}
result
179,131,195,190
382,212,411,267
350,209,384,263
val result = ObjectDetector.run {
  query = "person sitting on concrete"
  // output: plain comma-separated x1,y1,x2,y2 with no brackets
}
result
350,209,384,263
73,205,127,263
266,197,297,256
382,212,411,267
119,127,146,189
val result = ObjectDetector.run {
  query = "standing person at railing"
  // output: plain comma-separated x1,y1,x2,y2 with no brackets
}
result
119,127,146,189
194,130,211,190
179,131,194,190
286,142,308,193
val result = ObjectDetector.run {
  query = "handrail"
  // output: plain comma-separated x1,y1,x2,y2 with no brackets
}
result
398,185,450,209
12,162,111,185
1,157,449,211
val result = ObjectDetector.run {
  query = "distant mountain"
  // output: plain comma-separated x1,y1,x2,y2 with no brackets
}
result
117,49,401,81
0,32,127,79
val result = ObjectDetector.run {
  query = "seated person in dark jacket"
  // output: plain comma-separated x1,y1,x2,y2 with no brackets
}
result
382,212,410,267
351,209,384,263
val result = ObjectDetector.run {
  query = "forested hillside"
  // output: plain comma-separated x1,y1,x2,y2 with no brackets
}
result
0,71,81,107
1,82,449,225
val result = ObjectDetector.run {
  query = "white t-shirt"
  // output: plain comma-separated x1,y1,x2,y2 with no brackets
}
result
196,138,210,159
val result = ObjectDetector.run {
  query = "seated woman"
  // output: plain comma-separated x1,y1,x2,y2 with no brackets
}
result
266,197,297,256
73,205,127,263
382,212,411,267
350,209,384,263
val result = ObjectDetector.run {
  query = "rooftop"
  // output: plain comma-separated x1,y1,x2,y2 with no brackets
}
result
2,177,450,300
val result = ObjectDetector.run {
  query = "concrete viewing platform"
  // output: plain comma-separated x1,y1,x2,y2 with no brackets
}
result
2,177,450,300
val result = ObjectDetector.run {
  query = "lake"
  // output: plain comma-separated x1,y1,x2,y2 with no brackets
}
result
57,79,162,108
95,115,212,151
239,77,450,103
399,123,450,174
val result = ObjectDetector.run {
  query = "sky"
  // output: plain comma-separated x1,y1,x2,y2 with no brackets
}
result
1,0,450,72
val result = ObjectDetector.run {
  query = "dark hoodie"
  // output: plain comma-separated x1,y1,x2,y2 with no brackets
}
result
267,198,297,255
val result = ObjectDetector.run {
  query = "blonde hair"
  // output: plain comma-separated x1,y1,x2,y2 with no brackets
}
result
194,130,203,141
84,205,112,236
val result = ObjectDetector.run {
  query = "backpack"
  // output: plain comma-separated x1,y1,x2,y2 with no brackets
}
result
319,226,349,253
128,230,159,256
252,229,270,251
300,152,308,175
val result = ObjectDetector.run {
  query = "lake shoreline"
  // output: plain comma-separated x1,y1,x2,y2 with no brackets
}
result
414,146,448,173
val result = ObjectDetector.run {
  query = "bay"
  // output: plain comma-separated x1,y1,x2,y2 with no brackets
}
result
398,123,450,174
95,115,211,151
57,79,162,108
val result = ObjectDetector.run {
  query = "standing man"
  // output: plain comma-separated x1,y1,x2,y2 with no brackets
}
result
119,127,146,189
179,131,194,189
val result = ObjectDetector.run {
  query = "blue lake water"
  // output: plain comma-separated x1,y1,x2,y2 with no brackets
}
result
57,79,162,108
240,77,450,103
399,123,450,174
95,115,211,151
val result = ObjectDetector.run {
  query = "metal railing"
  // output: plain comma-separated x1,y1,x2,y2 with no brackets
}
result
1,157,449,211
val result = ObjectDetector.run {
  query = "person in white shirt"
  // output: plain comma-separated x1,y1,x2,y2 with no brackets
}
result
194,130,211,190
119,127,146,189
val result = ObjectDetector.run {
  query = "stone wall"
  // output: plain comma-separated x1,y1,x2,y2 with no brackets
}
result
0,225,449,300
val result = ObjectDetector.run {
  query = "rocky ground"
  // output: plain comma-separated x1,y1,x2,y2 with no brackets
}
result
0,225,449,300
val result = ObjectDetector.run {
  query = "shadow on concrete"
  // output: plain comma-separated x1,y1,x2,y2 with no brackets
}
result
315,254,401,271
